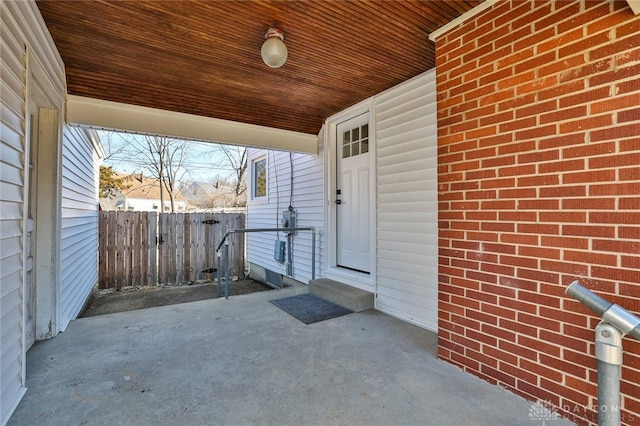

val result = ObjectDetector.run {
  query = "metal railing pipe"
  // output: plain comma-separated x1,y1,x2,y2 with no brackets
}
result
216,227,317,299
567,281,640,340
224,240,230,299
216,251,222,298
566,281,640,426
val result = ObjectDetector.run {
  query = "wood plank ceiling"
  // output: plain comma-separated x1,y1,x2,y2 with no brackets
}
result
37,0,481,135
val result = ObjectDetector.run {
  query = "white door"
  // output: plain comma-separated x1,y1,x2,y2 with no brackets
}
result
336,113,370,273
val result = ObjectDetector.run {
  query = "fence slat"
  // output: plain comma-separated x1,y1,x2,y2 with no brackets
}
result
158,213,167,285
148,212,157,286
168,213,177,284
176,213,184,284
234,212,245,279
214,212,224,275
208,212,217,275
140,212,149,286
117,212,126,290
131,212,140,286
106,211,117,288
183,213,191,282
195,213,204,281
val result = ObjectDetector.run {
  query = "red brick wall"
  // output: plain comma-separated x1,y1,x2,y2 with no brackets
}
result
435,1,640,424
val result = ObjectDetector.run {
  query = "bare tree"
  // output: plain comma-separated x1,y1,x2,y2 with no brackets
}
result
213,145,247,197
108,134,190,213
181,144,248,209
139,135,189,212
98,130,127,162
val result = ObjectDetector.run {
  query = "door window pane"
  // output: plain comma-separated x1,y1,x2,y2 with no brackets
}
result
341,122,370,159
361,138,369,154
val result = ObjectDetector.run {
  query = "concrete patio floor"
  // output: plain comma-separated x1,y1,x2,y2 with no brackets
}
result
9,285,574,426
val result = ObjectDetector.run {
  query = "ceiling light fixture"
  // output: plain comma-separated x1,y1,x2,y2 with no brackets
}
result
261,27,288,68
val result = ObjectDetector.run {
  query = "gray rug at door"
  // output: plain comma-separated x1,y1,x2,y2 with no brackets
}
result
269,293,353,324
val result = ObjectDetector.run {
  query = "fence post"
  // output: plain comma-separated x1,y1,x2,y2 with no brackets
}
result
98,211,107,289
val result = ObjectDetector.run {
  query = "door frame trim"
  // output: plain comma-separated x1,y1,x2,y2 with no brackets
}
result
25,46,63,345
324,99,376,290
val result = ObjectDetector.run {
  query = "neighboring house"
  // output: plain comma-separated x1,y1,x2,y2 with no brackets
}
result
2,1,640,426
247,69,438,330
1,2,104,422
110,173,187,212
180,180,243,210
98,196,117,212
181,180,221,202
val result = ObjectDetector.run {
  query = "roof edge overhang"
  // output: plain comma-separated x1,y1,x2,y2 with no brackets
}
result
429,0,498,41
66,95,318,154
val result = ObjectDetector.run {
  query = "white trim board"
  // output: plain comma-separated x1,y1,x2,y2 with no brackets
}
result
429,0,498,41
66,95,318,154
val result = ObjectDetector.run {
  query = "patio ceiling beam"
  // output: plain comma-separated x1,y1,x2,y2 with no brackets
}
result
66,95,318,154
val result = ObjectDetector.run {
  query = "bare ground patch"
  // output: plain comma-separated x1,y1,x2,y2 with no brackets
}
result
81,279,274,317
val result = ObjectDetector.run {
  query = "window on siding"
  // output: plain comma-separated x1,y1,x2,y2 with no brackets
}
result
252,157,267,199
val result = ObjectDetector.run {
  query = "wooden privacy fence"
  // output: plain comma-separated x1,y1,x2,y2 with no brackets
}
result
98,211,245,289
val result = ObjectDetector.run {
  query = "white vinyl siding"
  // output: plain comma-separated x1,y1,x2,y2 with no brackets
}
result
1,1,66,424
59,127,101,330
247,132,324,283
375,69,438,331
1,4,30,424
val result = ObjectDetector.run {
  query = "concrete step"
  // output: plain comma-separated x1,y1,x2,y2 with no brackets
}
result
309,278,374,312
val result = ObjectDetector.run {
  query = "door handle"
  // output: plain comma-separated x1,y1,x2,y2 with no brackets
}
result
335,200,342,205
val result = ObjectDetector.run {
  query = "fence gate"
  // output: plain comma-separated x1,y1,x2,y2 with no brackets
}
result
99,211,245,289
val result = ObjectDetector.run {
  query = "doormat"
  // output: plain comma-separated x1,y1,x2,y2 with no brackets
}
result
269,294,353,324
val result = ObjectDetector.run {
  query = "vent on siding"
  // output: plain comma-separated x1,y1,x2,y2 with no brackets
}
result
265,269,283,288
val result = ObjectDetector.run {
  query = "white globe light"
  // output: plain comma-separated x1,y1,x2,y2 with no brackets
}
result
261,28,288,68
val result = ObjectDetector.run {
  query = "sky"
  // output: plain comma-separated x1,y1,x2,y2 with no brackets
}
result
98,130,242,184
